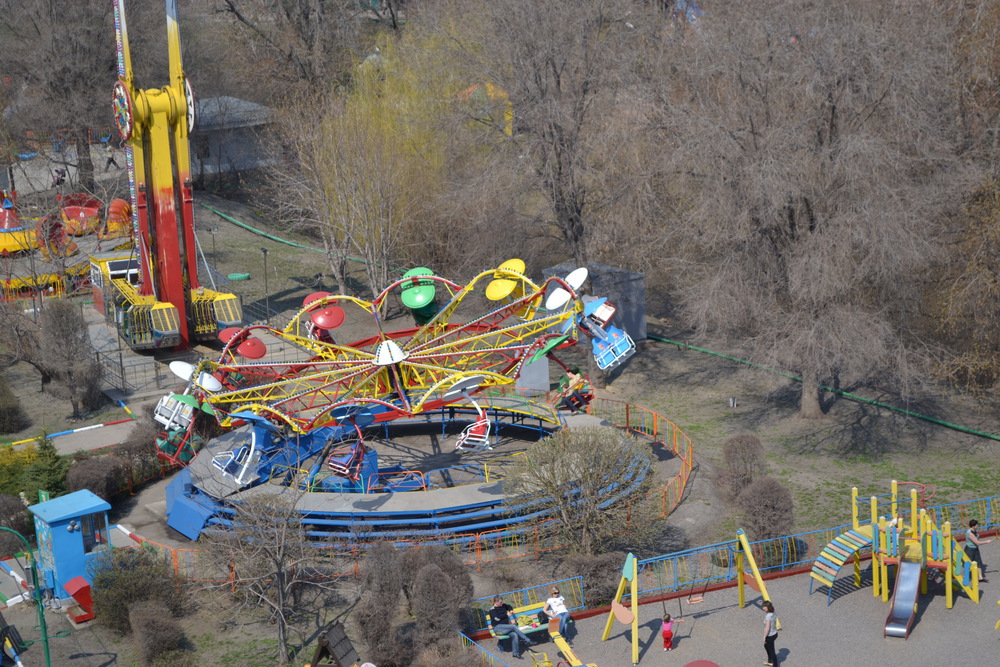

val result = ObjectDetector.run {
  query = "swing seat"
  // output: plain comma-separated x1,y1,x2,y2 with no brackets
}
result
455,418,492,451
327,441,366,480
593,325,635,371
212,443,251,478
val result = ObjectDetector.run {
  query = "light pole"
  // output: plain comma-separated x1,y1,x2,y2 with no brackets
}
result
261,247,270,324
0,527,50,667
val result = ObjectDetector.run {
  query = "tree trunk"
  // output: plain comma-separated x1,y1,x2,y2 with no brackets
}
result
798,371,824,419
75,128,96,192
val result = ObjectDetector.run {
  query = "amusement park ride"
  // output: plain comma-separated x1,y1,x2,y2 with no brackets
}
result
156,257,639,540
94,1,639,540
97,0,241,350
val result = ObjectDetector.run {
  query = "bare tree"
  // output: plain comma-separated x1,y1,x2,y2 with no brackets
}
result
937,176,1000,388
435,0,657,268
214,0,369,97
39,299,103,419
655,1,966,417
199,491,342,665
503,426,659,556
0,0,117,192
267,39,449,297
717,433,767,501
0,299,101,418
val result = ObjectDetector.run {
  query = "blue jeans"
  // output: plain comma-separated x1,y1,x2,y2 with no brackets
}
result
494,623,530,656
556,611,572,637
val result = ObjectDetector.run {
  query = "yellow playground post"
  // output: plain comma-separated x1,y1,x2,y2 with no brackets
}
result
601,552,640,665
736,528,772,608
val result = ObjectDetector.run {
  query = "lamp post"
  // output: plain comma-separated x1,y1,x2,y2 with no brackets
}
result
0,527,50,667
261,247,270,325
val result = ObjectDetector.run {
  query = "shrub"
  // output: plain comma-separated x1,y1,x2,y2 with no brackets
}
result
400,545,472,619
411,563,458,639
564,551,628,607
717,433,767,501
0,376,30,434
736,476,795,541
19,437,69,500
0,493,33,558
66,455,128,500
353,590,411,667
129,600,185,665
89,547,187,635
0,446,37,496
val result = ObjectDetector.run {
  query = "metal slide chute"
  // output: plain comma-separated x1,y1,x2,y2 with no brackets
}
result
884,559,922,638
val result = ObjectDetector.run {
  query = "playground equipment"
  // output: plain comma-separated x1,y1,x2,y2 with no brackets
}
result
602,552,640,664
809,481,980,638
108,0,242,349
604,533,770,665
35,214,79,260
0,191,38,255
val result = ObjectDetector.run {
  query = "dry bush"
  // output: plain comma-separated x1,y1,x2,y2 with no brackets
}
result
0,375,30,434
717,433,767,501
736,476,795,541
89,548,187,635
481,558,531,594
66,455,128,500
361,541,402,602
129,600,186,665
353,591,412,667
400,545,473,617
564,551,628,607
0,494,32,558
411,640,474,667
411,563,458,639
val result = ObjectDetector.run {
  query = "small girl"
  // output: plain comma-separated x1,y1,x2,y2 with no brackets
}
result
662,613,685,651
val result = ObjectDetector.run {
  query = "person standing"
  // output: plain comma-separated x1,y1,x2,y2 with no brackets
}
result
966,519,993,582
661,613,685,651
762,600,779,666
104,142,120,171
543,586,573,641
488,596,533,659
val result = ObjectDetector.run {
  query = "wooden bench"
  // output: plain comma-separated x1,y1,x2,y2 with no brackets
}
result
490,601,574,642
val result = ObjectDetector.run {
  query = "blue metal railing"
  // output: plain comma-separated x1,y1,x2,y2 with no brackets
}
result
468,576,586,633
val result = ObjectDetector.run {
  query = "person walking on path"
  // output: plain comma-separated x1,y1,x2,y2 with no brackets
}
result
762,600,779,666
662,613,685,651
543,586,573,641
488,596,533,659
966,519,993,582
104,142,120,171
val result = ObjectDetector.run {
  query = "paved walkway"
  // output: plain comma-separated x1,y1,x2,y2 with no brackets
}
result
486,540,1000,666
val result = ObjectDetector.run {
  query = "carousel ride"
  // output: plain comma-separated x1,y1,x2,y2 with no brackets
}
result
0,188,132,301
157,260,640,541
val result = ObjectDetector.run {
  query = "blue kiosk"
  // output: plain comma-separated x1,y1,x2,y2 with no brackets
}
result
29,490,112,621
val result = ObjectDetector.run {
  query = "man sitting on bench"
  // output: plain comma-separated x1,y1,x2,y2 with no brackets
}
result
488,595,534,659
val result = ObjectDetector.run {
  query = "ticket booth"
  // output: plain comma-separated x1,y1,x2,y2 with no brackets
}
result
29,490,112,594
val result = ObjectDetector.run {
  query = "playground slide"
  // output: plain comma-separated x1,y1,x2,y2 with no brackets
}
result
884,560,922,638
